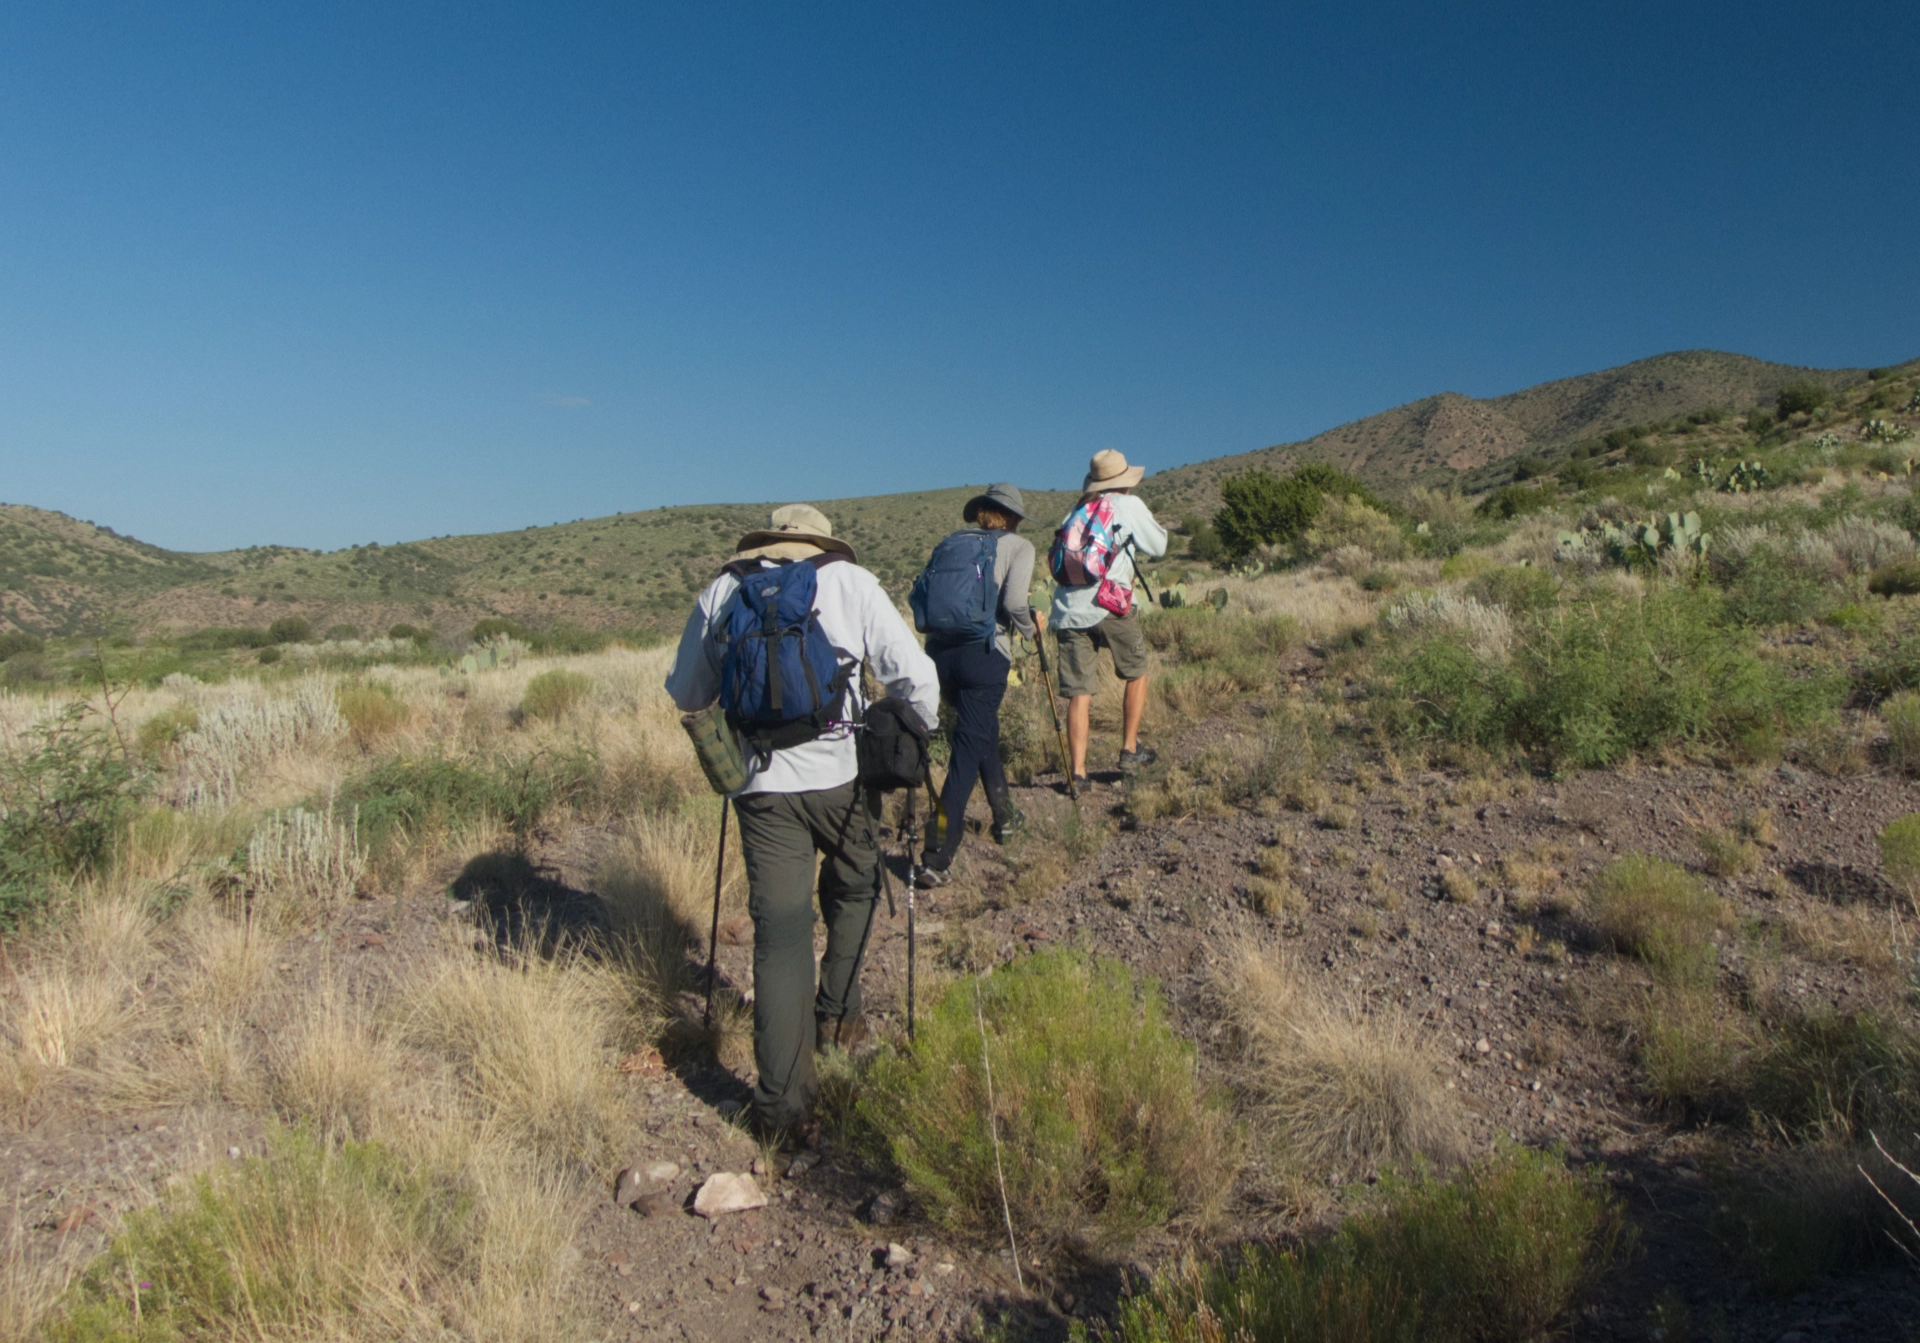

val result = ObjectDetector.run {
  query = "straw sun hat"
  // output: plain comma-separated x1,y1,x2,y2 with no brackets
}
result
1082,449,1145,496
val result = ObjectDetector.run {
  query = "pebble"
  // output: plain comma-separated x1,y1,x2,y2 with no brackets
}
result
885,1242,914,1269
1474,1038,1493,1055
645,1161,680,1183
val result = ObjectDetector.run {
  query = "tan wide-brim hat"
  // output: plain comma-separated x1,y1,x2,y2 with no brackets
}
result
1082,448,1145,496
735,503,857,561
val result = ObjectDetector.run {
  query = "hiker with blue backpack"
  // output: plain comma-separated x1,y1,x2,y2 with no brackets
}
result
906,483,1041,886
665,505,938,1142
1048,450,1168,788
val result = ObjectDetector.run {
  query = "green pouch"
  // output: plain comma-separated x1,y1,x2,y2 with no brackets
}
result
681,705,748,796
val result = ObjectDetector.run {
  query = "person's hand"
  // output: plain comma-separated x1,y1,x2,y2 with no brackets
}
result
1033,608,1047,634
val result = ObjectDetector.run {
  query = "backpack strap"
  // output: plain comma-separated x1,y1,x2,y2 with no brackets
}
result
720,550,848,579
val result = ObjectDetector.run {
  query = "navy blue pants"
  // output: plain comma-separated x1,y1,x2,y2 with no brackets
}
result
925,639,1010,871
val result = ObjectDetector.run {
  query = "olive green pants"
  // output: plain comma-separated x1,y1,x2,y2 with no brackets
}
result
732,780,881,1130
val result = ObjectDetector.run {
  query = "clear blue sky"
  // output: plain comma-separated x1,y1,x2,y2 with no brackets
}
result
3,2,1915,553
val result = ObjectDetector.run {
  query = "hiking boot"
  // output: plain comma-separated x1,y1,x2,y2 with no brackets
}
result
912,864,950,888
1118,745,1158,773
815,1012,870,1054
990,806,1026,845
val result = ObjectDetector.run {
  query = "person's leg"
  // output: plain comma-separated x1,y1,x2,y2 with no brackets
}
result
972,651,1016,834
927,644,1009,870
1053,625,1100,781
926,644,975,871
805,781,882,1038
1122,675,1149,752
732,791,824,1131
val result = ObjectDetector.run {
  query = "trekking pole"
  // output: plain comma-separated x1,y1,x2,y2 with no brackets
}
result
702,798,730,1033
1032,634,1078,801
904,790,918,1045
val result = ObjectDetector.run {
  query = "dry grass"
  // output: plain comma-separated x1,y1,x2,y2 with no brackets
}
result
1213,938,1463,1186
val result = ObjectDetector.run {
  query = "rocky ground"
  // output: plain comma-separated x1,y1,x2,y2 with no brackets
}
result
9,682,1920,1341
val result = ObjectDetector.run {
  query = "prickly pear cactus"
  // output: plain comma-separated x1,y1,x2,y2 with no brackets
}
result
1208,587,1230,611
1159,583,1189,609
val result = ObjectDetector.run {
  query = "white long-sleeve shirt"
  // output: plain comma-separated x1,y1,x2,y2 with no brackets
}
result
1048,492,1169,630
665,558,940,795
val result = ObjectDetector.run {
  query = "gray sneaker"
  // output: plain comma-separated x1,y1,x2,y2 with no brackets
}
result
1118,745,1158,773
912,864,950,888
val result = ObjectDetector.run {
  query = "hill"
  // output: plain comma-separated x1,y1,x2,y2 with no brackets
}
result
1143,349,1865,521
0,348,1886,641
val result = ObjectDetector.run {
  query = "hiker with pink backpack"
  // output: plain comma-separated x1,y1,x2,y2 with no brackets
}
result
1047,450,1168,789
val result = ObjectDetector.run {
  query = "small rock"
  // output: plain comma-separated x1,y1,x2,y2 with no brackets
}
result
693,1172,769,1219
635,1191,676,1218
613,1168,646,1207
361,933,386,948
751,1154,769,1177
645,1160,680,1183
227,1146,242,1159
626,1300,642,1314
784,1151,817,1179
719,915,753,946
760,1285,788,1306
1474,1038,1492,1055
885,1242,914,1269
934,1262,955,1276
868,1188,904,1226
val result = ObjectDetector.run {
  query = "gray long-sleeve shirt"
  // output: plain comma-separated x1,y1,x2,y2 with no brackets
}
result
989,531,1037,658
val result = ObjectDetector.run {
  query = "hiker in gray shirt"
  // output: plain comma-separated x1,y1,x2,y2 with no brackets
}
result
912,483,1039,884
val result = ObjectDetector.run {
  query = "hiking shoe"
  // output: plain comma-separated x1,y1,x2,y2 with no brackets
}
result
815,1013,870,1054
990,806,1027,845
1118,746,1158,773
912,864,950,888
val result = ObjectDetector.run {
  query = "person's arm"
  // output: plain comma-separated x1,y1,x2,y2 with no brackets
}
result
1122,496,1170,561
856,571,941,728
664,578,730,711
999,535,1037,640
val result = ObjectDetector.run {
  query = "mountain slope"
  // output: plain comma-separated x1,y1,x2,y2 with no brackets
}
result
0,348,1887,641
1143,349,1864,520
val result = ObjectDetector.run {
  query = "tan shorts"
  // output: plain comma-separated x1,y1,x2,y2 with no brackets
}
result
1054,613,1149,697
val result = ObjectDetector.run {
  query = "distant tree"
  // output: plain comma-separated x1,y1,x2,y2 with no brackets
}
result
0,631,44,662
1211,463,1386,561
1775,380,1830,418
267,616,312,645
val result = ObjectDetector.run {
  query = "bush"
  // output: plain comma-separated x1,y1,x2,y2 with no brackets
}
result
1213,464,1387,561
1097,1147,1629,1343
856,951,1233,1259
1776,380,1831,417
1875,813,1920,915
387,622,432,643
47,1129,473,1342
519,669,594,720
268,616,313,644
1745,1010,1920,1144
1868,557,1920,596
256,646,282,665
338,752,595,855
1586,854,1724,987
0,703,143,929
1382,585,1835,768
470,617,533,644
324,623,361,641
337,684,409,749
1626,440,1674,468
135,704,200,758
181,626,274,651
0,630,44,661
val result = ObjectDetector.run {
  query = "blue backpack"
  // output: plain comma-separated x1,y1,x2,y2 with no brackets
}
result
718,555,854,757
909,529,1000,648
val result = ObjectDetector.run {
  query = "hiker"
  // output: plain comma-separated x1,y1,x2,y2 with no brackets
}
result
907,483,1041,886
1048,449,1168,787
665,505,939,1140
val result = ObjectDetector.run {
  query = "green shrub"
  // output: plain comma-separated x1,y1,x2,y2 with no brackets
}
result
256,645,282,665
1386,584,1839,768
1721,549,1830,627
135,704,200,758
519,669,594,720
856,951,1233,1259
47,1129,472,1343
386,622,433,643
1875,813,1920,915
1626,440,1674,468
1745,1010,1920,1144
0,703,143,929
1213,464,1388,561
1868,557,1920,596
0,630,45,660
470,617,532,643
268,616,312,644
1586,854,1724,987
324,623,361,641
181,626,274,651
1095,1147,1629,1343
1883,695,1920,776
1776,380,1831,418
337,683,409,748
338,751,595,854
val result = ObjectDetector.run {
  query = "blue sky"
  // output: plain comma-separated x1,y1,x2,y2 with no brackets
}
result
2,1,1915,552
